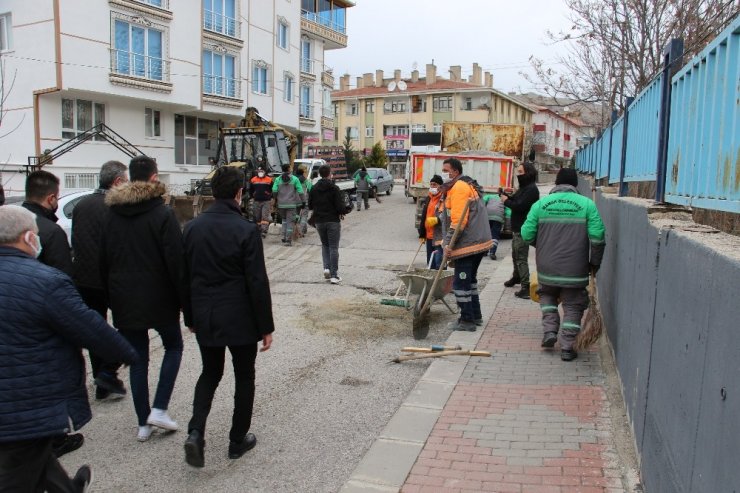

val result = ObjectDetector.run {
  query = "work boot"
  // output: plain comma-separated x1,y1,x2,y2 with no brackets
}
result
561,349,578,361
184,430,205,468
503,275,520,287
229,433,257,459
94,373,126,399
514,285,530,299
474,318,484,326
52,433,84,458
446,319,477,332
541,332,557,348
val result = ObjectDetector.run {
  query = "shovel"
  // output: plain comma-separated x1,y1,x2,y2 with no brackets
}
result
412,199,473,337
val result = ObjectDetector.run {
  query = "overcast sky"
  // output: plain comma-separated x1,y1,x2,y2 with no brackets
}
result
325,0,574,93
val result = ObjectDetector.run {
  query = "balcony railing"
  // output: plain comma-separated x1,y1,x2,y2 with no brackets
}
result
321,68,334,87
110,49,170,82
300,104,314,120
300,58,314,75
203,75,241,99
301,10,346,34
203,10,241,38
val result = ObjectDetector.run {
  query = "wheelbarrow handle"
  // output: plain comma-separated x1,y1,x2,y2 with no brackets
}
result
393,241,425,298
418,199,473,317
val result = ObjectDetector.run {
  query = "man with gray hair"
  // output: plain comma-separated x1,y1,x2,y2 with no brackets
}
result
72,160,129,401
0,205,138,493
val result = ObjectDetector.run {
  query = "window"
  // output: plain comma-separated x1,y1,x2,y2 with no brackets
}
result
62,99,105,140
204,0,237,37
347,127,359,139
0,13,12,52
145,108,161,137
411,95,426,113
533,124,546,132
64,173,97,190
564,133,571,142
277,20,289,50
555,129,561,138
347,103,358,116
284,73,294,102
365,126,374,137
411,124,426,133
365,101,374,113
175,114,219,165
555,147,560,156
140,0,164,7
113,20,164,81
432,96,452,111
384,125,409,137
464,97,472,111
333,103,339,117
203,50,237,98
252,62,269,95
300,84,312,118
432,123,442,133
300,38,312,73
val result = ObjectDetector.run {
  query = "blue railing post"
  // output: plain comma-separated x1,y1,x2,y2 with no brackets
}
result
618,97,635,196
606,110,618,184
655,38,684,203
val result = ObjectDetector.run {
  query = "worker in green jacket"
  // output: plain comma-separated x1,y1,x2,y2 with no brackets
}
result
521,168,605,361
272,165,304,246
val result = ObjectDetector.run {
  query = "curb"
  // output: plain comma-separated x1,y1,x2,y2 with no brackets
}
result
340,257,511,492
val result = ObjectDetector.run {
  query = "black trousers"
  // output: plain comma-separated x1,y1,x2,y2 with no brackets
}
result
76,286,120,378
0,437,80,493
188,344,258,443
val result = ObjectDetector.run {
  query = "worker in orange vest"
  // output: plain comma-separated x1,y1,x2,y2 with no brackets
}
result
417,175,445,269
249,168,273,238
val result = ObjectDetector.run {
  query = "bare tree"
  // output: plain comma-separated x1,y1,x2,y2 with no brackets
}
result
526,0,738,124
0,52,23,140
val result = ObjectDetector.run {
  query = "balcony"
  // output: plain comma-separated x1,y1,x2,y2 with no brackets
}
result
204,10,241,40
202,75,242,107
321,68,334,88
300,104,315,122
300,58,315,78
109,49,172,91
300,10,347,49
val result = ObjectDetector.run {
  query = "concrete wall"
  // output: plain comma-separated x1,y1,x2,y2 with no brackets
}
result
584,184,740,492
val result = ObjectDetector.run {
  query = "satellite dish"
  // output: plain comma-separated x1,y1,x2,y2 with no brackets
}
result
412,62,418,70
479,96,490,104
384,102,392,110
387,81,397,92
398,80,407,91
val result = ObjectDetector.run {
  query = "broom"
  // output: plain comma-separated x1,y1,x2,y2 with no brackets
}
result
574,272,603,351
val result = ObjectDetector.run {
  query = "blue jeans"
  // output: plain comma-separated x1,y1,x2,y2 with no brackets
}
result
316,221,341,277
119,324,183,426
425,239,443,269
489,220,502,256
452,252,485,322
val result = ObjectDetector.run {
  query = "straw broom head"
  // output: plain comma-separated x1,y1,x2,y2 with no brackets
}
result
575,274,603,351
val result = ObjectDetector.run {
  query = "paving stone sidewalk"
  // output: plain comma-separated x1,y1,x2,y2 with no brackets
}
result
341,260,637,493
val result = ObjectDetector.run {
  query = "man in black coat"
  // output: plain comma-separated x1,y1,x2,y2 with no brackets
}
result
182,166,274,468
72,160,129,401
22,170,73,276
0,205,138,493
101,155,192,442
501,162,540,298
308,164,347,284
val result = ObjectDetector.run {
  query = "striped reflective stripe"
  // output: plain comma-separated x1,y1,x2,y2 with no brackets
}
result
562,322,581,331
455,296,472,303
453,289,472,296
540,217,587,224
538,272,589,284
541,305,558,312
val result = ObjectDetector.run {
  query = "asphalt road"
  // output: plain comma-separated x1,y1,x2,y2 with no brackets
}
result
60,189,511,492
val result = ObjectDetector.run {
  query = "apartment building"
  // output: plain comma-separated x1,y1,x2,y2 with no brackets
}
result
529,106,589,168
0,0,352,195
330,63,534,155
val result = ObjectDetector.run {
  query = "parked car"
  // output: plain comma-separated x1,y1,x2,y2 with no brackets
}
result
352,168,394,197
57,190,95,245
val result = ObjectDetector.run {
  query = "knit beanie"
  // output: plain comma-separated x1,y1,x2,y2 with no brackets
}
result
430,174,443,185
555,168,578,187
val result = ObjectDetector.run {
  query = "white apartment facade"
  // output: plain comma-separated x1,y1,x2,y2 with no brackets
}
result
531,107,586,167
0,0,351,195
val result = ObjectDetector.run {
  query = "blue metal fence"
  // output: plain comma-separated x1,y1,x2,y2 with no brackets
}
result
575,16,740,213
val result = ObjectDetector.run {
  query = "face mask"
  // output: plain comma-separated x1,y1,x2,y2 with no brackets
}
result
25,231,43,258
441,172,452,183
258,172,265,177
517,174,533,186
429,187,439,195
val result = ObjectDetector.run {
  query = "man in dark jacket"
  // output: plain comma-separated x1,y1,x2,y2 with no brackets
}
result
182,167,274,468
308,164,346,284
354,167,372,211
249,167,272,238
0,205,138,493
101,155,191,442
73,160,129,401
502,162,540,298
22,170,73,276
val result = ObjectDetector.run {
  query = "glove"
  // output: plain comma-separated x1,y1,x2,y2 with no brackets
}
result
590,263,600,275
419,237,426,244
425,217,439,228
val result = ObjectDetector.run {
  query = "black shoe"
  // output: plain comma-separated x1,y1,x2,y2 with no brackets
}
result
52,433,84,458
228,433,257,459
95,386,111,401
184,430,205,468
281,238,286,243
514,286,530,299
489,254,497,260
474,318,484,326
503,276,521,287
561,349,578,361
73,464,94,492
94,374,126,398
541,332,557,348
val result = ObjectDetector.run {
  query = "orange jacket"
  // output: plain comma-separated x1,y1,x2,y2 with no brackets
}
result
444,179,478,229
425,193,442,240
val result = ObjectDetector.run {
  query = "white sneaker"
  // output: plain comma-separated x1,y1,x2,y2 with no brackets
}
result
330,276,342,285
147,408,178,431
323,269,331,280
137,425,153,442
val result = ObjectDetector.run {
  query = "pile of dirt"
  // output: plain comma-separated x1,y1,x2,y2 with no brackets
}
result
302,298,413,341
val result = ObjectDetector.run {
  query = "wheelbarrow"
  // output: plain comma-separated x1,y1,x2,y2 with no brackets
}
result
398,268,458,339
